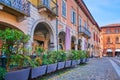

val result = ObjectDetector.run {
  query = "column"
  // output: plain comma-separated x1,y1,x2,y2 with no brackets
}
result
75,44,78,50
49,43,55,51
112,49,115,57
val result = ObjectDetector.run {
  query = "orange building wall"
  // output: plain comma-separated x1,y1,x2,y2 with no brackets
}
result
101,26,120,56
58,0,78,32
0,11,28,34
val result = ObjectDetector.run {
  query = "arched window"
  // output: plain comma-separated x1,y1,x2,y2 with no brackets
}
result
115,28,119,33
107,37,110,43
116,37,119,43
106,29,111,34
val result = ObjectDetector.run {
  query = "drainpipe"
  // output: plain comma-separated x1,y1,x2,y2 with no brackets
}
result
56,18,58,51
56,0,58,51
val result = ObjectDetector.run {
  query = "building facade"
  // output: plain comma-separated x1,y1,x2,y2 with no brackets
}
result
57,0,100,56
101,24,120,57
0,0,100,56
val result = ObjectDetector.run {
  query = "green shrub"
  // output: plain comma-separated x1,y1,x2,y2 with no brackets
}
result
0,28,30,71
47,51,58,64
66,51,72,60
57,50,66,62
42,53,49,65
81,50,88,59
77,50,83,59
71,50,79,60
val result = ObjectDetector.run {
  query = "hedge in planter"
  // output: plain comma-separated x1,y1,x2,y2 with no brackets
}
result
65,51,72,68
31,54,47,79
0,28,30,71
57,51,66,70
0,28,33,80
77,50,83,64
46,51,58,73
80,51,88,63
71,50,78,66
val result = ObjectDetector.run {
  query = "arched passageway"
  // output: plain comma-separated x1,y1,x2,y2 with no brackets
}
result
58,31,66,50
32,22,55,54
71,36,76,50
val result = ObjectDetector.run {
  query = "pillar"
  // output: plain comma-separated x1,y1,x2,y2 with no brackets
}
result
112,49,115,57
75,44,78,50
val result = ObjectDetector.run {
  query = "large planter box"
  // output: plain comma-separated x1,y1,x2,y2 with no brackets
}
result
77,59,81,64
80,58,86,63
47,63,57,73
5,68,30,80
31,65,47,79
85,58,88,62
57,61,65,70
71,60,77,66
65,60,71,68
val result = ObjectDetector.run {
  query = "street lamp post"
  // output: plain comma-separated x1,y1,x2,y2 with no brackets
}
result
0,52,6,69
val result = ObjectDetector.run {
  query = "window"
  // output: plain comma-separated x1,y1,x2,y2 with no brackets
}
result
42,0,50,7
62,0,66,17
106,29,111,34
116,37,119,43
115,28,119,33
79,16,82,32
107,37,110,43
71,9,76,25
84,22,87,28
79,16,82,27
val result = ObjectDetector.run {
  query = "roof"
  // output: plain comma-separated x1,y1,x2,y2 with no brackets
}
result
101,23,120,28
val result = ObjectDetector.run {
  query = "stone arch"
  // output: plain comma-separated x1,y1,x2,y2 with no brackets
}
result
31,19,55,42
58,31,66,50
30,19,56,52
0,21,24,33
71,35,77,50
0,11,27,33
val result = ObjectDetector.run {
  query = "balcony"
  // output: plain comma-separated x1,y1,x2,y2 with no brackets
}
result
38,0,58,17
0,0,30,17
79,26,91,38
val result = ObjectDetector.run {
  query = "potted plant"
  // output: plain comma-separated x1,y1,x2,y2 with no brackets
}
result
0,28,31,80
77,50,82,64
80,50,88,63
57,50,66,70
71,50,78,67
46,51,57,73
65,51,72,68
30,55,47,79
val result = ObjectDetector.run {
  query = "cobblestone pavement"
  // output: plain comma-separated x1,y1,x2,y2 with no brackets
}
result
40,58,119,80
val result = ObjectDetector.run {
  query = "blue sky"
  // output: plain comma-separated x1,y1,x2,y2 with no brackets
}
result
83,0,120,27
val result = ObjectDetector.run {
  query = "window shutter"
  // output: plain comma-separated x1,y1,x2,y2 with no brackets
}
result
74,12,76,24
71,9,73,23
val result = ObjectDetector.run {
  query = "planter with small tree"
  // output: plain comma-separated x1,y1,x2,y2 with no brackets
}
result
0,28,31,80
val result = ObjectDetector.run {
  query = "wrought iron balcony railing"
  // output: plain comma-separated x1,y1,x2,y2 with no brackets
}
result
79,26,91,38
0,0,30,16
38,0,58,16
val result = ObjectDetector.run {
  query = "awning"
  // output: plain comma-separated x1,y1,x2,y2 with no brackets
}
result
115,49,120,52
107,49,112,52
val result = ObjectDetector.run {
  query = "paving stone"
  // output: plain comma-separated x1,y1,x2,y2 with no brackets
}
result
40,58,119,80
